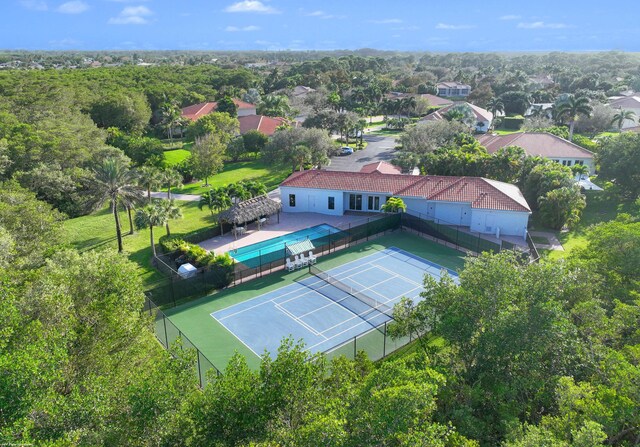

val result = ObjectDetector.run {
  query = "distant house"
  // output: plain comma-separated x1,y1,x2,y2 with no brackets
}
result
238,115,295,136
420,102,493,133
477,132,595,173
525,103,554,118
359,161,403,175
181,99,257,121
608,96,640,130
291,85,316,98
280,170,531,239
437,82,471,98
419,93,454,107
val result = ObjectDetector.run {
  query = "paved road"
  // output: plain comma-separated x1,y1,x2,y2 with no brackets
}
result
325,134,397,172
150,191,200,202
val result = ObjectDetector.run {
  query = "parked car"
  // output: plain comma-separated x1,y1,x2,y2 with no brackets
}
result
340,146,354,155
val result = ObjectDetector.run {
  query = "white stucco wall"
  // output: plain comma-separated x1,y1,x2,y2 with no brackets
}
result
475,119,491,133
550,157,594,174
280,186,344,215
237,107,257,117
470,209,530,238
432,202,472,226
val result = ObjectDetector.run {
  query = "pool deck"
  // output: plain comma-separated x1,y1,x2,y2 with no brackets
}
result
198,212,373,255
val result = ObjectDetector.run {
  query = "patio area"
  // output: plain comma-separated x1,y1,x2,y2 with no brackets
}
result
199,212,374,255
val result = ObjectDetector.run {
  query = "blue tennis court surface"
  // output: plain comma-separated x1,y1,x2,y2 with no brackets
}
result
212,247,459,357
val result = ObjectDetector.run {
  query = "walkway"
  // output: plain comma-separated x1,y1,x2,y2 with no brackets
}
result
529,231,564,251
326,134,398,172
150,191,200,202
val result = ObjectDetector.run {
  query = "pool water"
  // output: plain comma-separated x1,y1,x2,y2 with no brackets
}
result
229,224,345,268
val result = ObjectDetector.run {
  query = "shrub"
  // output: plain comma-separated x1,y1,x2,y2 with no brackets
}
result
205,253,235,288
502,116,525,130
160,236,185,254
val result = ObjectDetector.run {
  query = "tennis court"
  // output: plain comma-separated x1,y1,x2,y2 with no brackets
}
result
212,247,459,357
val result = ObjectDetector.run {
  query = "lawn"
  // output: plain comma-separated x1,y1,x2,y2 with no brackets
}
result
166,160,291,196
492,128,523,135
163,231,467,371
543,188,637,260
63,200,218,285
163,149,191,167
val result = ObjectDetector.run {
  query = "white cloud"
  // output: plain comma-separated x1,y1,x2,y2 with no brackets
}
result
225,1,280,14
369,18,402,24
108,5,153,25
225,25,260,32
392,25,419,31
500,14,521,20
20,0,48,11
436,23,475,30
57,1,88,14
307,10,324,16
517,21,570,29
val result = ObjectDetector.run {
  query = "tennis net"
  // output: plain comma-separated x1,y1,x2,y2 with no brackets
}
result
308,265,394,320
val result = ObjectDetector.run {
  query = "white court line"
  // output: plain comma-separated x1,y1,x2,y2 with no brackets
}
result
215,285,313,321
211,315,264,359
274,302,326,339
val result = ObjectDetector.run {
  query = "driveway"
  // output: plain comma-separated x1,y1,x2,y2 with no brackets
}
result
326,134,397,172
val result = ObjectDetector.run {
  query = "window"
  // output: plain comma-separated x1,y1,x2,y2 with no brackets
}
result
368,196,380,211
289,194,296,207
349,194,362,211
566,160,572,166
576,160,584,165
328,196,335,210
562,160,567,166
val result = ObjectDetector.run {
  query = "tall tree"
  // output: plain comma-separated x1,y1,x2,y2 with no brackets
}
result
199,187,231,215
555,94,593,141
159,102,183,141
134,202,169,257
191,133,226,186
611,109,636,131
597,133,640,199
161,168,183,200
137,165,164,203
257,94,292,117
216,96,238,117
157,199,183,236
89,157,143,253
486,97,505,122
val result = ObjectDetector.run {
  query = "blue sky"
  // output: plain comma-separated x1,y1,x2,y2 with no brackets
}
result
2,0,640,52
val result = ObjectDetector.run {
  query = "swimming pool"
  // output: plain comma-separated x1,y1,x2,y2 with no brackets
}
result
229,224,345,268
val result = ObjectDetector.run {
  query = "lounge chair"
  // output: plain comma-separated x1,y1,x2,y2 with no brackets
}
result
285,258,296,272
300,253,309,267
294,255,303,269
308,251,317,264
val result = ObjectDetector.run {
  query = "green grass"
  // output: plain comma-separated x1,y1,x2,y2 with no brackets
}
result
166,160,291,196
368,128,403,136
163,149,191,167
163,232,467,371
542,189,637,261
63,200,218,285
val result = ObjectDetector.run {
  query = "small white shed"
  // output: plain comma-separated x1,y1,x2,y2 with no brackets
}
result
178,262,198,278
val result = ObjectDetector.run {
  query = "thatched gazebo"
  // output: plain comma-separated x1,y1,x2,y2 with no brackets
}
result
218,194,282,236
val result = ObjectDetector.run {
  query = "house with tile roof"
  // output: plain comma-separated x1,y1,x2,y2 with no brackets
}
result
437,82,471,98
280,170,531,239
477,132,595,173
181,99,257,121
608,96,640,130
238,115,295,136
420,102,494,133
359,161,403,175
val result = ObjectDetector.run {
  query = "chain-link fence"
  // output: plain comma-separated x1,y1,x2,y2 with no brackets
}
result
143,297,221,387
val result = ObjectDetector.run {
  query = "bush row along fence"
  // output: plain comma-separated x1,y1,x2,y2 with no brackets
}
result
146,213,402,309
143,296,220,388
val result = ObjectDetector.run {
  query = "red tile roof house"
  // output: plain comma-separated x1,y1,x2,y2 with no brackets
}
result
238,115,296,136
420,102,494,133
280,170,531,239
181,99,257,120
477,132,595,174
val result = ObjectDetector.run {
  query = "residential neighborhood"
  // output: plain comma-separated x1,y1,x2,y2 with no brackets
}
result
2,1,640,446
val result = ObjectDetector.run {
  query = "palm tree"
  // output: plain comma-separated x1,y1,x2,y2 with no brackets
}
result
134,203,169,258
257,94,291,117
162,169,183,200
486,98,504,121
571,164,590,178
89,157,144,253
157,199,183,236
137,165,163,203
212,187,232,212
555,94,593,141
611,109,637,131
241,180,267,198
381,197,407,213
400,96,417,117
226,182,250,204
160,102,182,141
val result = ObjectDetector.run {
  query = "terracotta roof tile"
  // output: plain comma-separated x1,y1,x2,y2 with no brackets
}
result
477,132,594,159
181,99,256,121
359,161,403,175
280,171,530,212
